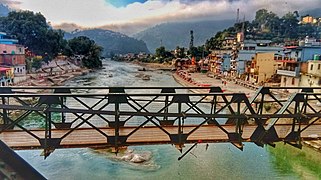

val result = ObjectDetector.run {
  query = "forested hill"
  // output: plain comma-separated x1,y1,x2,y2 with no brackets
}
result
133,19,234,53
65,29,150,57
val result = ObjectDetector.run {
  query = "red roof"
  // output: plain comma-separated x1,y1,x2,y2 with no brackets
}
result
0,67,12,72
284,46,298,49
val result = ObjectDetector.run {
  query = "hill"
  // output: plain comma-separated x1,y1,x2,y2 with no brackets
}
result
65,29,150,57
133,19,234,53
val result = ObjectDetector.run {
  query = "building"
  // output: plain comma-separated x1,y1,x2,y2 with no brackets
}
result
301,15,318,24
0,67,14,86
221,54,231,73
275,51,301,89
276,38,321,91
236,40,283,78
222,37,235,50
300,60,321,92
248,52,278,84
0,32,18,45
208,53,222,74
208,53,231,75
0,33,27,84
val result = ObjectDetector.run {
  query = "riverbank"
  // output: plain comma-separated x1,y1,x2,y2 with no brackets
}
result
26,69,89,86
172,70,255,96
132,61,173,71
173,70,321,152
16,60,89,87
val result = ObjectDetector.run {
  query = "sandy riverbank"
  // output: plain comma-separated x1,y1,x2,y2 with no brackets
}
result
172,70,255,96
17,69,89,87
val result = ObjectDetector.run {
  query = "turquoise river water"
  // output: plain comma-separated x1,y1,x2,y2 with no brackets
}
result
16,60,313,179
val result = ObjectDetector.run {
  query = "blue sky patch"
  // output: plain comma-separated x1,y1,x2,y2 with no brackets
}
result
107,0,148,8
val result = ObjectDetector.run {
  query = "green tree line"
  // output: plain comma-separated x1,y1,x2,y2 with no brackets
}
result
0,10,102,69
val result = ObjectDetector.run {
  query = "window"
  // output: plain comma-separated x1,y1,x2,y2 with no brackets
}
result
292,78,295,85
318,64,320,70
311,64,314,70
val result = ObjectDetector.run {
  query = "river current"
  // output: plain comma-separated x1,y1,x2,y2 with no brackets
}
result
17,59,305,179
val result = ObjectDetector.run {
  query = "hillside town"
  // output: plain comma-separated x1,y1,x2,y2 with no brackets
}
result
115,13,321,93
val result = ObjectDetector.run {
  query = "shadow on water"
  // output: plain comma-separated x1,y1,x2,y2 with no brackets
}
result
268,143,321,179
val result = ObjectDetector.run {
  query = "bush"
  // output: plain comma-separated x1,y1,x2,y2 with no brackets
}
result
263,103,272,112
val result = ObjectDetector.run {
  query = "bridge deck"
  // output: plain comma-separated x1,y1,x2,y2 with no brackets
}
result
1,124,320,149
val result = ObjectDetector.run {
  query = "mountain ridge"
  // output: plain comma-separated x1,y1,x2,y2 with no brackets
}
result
133,19,234,52
64,29,150,57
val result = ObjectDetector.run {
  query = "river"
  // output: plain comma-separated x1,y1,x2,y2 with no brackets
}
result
16,59,316,179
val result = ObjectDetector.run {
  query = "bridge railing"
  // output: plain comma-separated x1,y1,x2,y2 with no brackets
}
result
0,86,321,156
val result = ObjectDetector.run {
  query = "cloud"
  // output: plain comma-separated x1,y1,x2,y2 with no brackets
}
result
13,0,321,35
0,0,21,7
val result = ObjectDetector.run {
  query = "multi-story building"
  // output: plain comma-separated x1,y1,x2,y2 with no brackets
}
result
221,54,231,74
208,53,222,74
248,52,279,84
208,53,231,75
277,37,321,91
300,59,321,92
236,40,283,78
0,32,26,84
275,50,301,89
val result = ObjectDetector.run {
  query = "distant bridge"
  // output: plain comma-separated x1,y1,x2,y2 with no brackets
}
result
1,86,321,178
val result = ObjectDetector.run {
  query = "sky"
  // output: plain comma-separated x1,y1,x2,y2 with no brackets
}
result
2,0,321,35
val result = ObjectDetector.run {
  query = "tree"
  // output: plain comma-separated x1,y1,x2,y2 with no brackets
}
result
68,36,103,69
0,11,66,57
280,12,299,39
188,46,198,57
175,46,186,58
205,31,225,50
253,9,279,34
31,58,42,70
155,46,166,58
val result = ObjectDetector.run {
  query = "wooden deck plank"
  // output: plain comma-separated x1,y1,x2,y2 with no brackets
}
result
0,124,320,149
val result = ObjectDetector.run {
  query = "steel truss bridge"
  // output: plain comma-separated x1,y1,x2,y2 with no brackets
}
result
1,86,321,179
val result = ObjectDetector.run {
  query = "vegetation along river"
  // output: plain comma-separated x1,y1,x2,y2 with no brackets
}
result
17,59,321,179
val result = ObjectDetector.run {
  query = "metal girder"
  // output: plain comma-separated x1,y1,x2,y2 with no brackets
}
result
0,140,46,179
1,86,321,156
